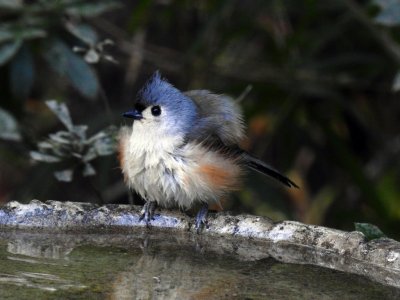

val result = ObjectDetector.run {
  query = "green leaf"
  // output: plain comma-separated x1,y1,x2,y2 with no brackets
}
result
30,151,61,163
87,129,117,155
93,136,115,156
18,28,47,41
0,40,22,66
392,71,400,92
86,131,108,143
9,44,34,100
44,40,99,99
83,148,97,162
54,169,73,182
0,26,45,44
49,132,72,144
373,0,400,26
71,125,88,140
0,28,14,43
0,108,21,141
0,0,22,9
82,163,96,177
354,223,387,241
66,23,98,46
66,2,122,17
46,100,74,131
38,141,53,149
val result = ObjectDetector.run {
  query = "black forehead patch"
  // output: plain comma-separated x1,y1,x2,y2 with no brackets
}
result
134,102,146,112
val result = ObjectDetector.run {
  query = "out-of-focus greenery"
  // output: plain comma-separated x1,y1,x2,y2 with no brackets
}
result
0,0,120,100
30,100,117,182
0,0,399,238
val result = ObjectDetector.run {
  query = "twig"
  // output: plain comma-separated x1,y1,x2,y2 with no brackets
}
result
235,85,253,103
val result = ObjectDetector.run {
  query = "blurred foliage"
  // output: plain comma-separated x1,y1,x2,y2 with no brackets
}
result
0,0,400,238
30,100,117,182
373,0,400,26
0,0,120,99
0,107,21,141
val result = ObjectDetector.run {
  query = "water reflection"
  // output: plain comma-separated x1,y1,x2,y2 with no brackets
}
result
0,231,398,299
0,271,86,292
0,233,85,295
7,238,73,259
111,253,246,299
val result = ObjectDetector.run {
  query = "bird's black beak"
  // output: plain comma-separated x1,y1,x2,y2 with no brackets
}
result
123,109,143,120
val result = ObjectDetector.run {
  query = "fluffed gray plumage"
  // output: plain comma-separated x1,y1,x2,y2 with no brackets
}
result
120,72,298,232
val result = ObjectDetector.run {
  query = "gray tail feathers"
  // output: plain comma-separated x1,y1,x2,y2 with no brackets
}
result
243,153,299,188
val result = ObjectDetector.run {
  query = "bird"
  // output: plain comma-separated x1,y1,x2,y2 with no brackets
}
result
119,71,298,232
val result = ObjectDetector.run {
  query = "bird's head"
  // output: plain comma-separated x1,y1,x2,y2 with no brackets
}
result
123,72,198,138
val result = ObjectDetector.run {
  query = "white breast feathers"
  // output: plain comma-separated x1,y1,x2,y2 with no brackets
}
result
118,126,241,209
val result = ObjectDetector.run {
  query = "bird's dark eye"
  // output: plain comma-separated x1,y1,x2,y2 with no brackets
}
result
151,105,161,116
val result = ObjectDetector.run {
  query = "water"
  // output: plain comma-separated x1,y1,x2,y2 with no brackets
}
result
0,230,399,299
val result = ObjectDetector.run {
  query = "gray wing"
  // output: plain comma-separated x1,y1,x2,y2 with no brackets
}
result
185,90,299,189
184,90,245,145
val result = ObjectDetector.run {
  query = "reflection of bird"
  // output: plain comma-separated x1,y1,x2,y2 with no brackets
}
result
119,72,298,232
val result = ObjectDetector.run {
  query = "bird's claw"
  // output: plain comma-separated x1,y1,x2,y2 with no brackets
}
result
195,203,209,234
139,201,157,227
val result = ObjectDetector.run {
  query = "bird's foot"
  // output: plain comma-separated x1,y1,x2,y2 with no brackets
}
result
195,203,209,234
139,201,157,227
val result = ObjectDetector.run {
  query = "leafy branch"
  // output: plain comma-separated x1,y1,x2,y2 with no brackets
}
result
30,100,117,182
0,0,121,100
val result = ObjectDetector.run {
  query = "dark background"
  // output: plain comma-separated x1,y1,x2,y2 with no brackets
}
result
1,0,399,238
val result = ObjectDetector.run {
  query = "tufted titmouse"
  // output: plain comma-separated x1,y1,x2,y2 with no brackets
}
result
119,72,298,232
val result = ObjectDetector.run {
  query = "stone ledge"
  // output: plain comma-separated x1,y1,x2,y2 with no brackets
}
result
0,200,399,289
